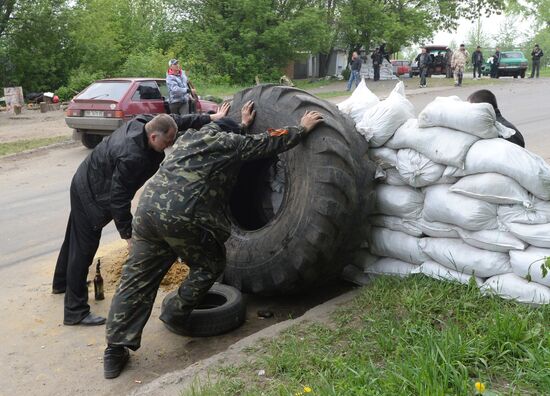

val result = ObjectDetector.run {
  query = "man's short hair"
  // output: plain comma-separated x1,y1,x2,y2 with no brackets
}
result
145,114,177,135
460,44,465,47
477,46,481,49
467,89,498,111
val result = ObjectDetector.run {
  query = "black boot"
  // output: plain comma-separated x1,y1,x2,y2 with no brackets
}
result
104,345,130,379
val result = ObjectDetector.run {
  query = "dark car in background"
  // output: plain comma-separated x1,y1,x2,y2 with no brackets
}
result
410,45,452,78
481,51,528,78
65,78,219,148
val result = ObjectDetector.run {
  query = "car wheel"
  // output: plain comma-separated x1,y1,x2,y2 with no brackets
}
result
161,283,246,337
223,84,375,295
520,70,526,78
513,74,518,79
81,132,103,149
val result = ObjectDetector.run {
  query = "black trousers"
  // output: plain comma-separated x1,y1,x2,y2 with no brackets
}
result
373,65,380,81
531,60,540,78
53,183,103,324
473,63,482,78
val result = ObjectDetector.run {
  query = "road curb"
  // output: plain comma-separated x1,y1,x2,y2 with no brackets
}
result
130,288,361,396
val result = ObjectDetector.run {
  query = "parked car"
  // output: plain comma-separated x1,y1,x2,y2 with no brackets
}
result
65,78,219,148
481,50,528,78
409,45,453,78
391,60,411,76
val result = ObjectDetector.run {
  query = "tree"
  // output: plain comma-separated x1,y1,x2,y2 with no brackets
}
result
493,16,521,50
0,0,16,37
465,18,492,56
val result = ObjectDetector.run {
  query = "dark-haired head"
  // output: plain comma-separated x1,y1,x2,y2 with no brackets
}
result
467,89,498,111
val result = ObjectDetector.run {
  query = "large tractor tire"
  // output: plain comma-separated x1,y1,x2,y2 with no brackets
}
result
223,84,375,295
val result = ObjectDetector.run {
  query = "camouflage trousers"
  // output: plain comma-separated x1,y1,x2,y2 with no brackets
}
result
105,207,225,351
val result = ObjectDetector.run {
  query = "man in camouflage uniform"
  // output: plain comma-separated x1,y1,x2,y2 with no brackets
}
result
452,44,469,87
103,101,324,378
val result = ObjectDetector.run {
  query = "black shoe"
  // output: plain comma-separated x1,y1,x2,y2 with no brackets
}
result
64,312,106,326
104,345,130,379
52,288,66,294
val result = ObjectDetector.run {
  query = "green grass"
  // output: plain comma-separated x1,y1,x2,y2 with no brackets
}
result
0,136,70,156
184,276,550,396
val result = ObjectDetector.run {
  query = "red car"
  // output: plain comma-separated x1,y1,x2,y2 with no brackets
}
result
391,60,411,76
65,78,219,148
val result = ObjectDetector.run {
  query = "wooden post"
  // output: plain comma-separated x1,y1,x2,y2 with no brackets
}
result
40,102,48,113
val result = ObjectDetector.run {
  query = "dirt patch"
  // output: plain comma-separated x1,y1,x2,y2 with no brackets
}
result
0,108,71,143
92,241,189,293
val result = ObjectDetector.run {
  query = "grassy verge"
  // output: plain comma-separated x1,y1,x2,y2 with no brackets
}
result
184,276,550,396
0,136,70,157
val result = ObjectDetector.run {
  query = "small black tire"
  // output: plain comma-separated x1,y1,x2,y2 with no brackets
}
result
81,132,103,149
161,283,246,337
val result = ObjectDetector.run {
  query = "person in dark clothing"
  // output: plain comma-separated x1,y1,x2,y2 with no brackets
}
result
529,44,544,78
379,42,390,63
52,105,230,326
102,102,324,378
347,51,363,91
472,46,484,79
467,89,525,148
371,48,382,81
415,47,432,88
490,47,501,78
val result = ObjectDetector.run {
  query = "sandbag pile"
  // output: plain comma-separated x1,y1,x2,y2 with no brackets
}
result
340,85,550,305
360,58,398,80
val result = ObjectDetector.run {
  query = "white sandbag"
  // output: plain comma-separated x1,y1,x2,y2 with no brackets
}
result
496,121,516,138
417,219,459,238
508,223,550,248
384,168,408,186
510,247,550,287
450,173,531,206
396,149,445,188
419,238,511,277
348,249,379,272
385,119,479,168
375,184,424,219
341,264,371,285
336,79,380,123
457,228,527,253
370,227,428,264
443,166,467,178
498,199,550,225
463,139,550,200
356,86,415,147
391,80,406,97
411,261,484,286
369,215,423,237
365,257,418,277
423,184,498,231
482,273,550,305
368,147,397,169
417,96,498,138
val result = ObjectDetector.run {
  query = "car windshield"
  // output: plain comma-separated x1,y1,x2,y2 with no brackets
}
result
501,52,523,59
78,82,131,101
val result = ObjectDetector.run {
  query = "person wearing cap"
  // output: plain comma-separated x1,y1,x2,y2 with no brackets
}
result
52,104,230,327
166,59,195,115
103,101,325,379
529,44,544,78
451,44,469,86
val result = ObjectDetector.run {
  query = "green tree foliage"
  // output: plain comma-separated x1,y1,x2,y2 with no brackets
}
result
0,0,508,94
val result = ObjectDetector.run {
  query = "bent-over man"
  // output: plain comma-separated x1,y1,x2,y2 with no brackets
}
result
53,105,229,326
103,102,324,378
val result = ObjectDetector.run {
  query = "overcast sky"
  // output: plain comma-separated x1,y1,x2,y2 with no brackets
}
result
432,13,534,48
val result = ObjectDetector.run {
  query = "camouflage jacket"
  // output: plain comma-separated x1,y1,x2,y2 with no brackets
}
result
139,122,307,242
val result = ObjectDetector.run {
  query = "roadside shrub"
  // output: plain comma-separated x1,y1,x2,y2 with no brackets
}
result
342,67,351,80
119,48,177,78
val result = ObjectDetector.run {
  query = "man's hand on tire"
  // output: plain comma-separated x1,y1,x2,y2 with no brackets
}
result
210,102,230,121
241,100,256,127
300,111,323,133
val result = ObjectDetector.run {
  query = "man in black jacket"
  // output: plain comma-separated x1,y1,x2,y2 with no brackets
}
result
371,48,382,82
472,46,484,80
490,47,501,78
467,89,525,148
529,44,544,78
52,105,229,326
415,47,432,88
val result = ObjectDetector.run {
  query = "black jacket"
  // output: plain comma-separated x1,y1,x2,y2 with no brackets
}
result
532,48,544,61
351,57,363,71
496,110,525,148
416,53,432,68
72,113,212,239
472,50,484,65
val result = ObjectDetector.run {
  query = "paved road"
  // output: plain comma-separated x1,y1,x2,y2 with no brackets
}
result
1,78,549,271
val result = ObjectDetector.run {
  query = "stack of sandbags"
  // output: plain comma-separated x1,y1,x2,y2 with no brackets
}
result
341,91,550,305
360,58,398,80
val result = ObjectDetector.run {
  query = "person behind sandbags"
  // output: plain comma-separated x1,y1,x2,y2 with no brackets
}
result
467,89,525,148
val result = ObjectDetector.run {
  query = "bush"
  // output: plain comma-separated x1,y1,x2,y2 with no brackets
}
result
118,48,176,78
56,68,105,100
342,67,351,80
